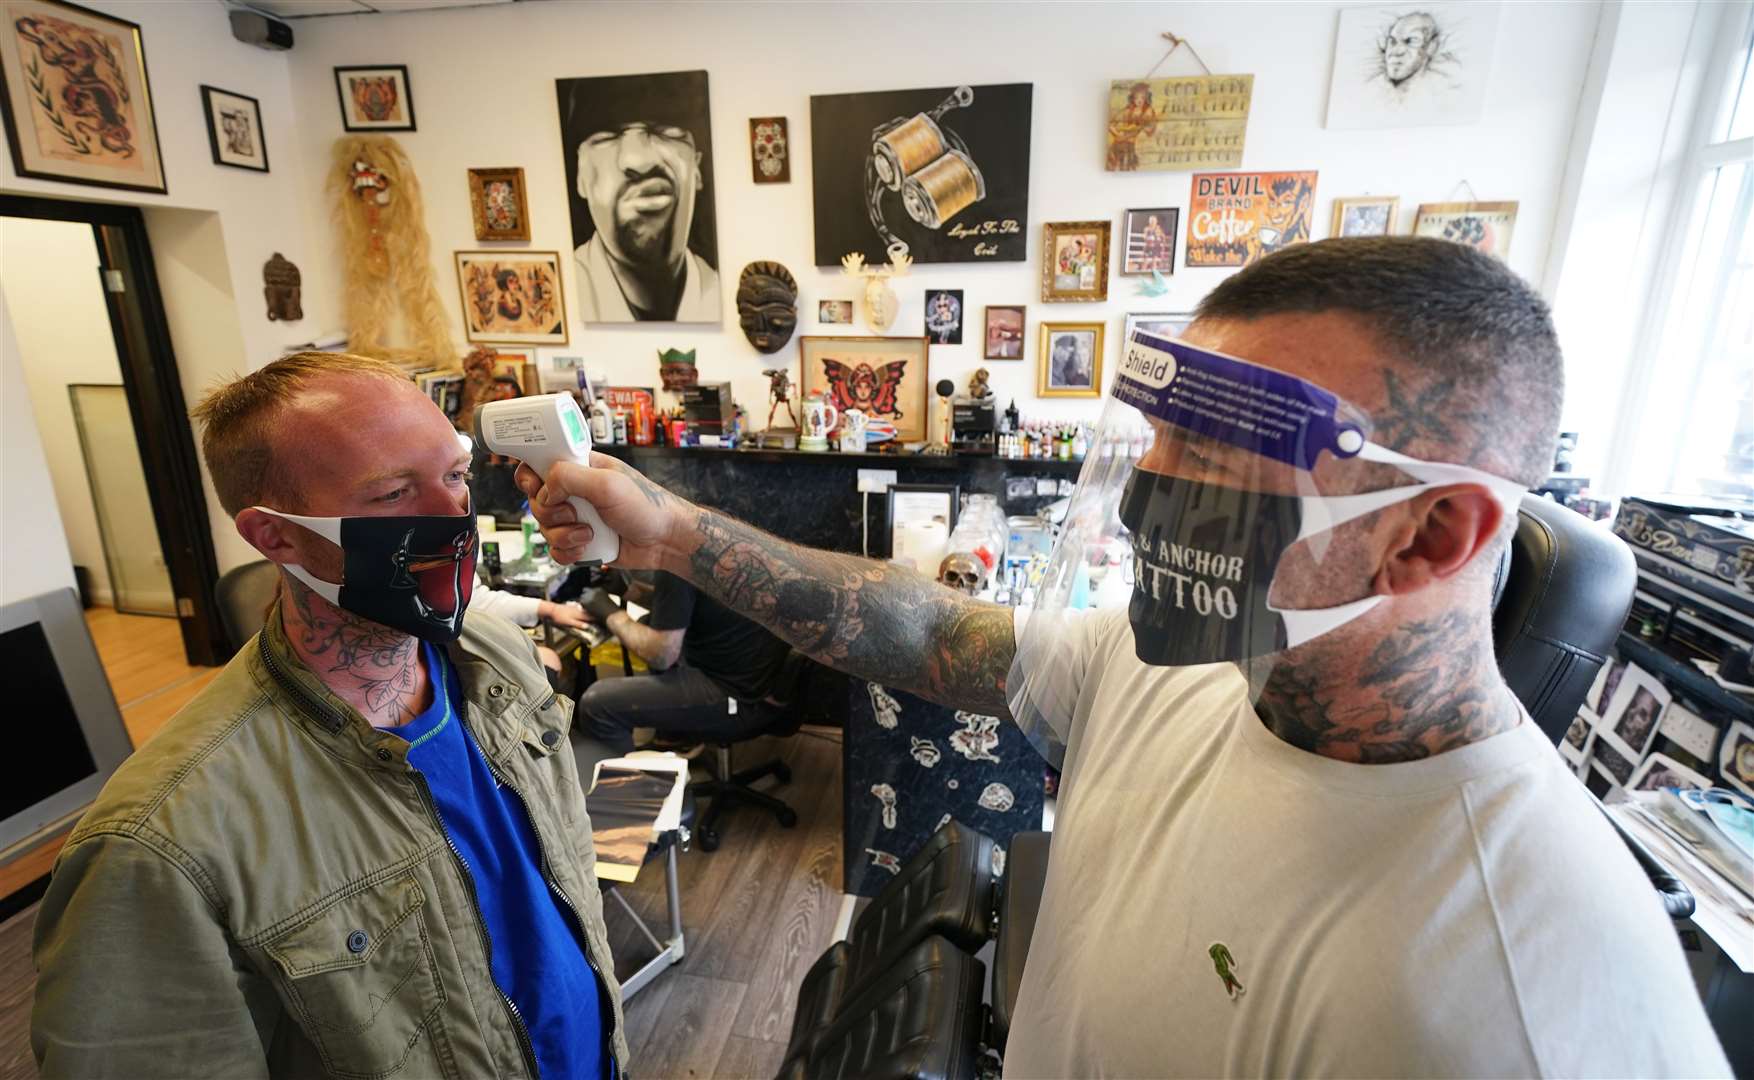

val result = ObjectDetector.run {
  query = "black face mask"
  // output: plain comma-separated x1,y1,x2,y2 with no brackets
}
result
256,504,479,643
1118,469,1306,666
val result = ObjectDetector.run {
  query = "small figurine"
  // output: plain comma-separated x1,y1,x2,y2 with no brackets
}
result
763,367,799,430
967,367,993,402
262,253,303,322
658,348,699,393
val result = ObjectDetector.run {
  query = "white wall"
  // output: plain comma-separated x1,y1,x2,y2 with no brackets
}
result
0,285,76,607
0,217,128,602
285,0,1604,426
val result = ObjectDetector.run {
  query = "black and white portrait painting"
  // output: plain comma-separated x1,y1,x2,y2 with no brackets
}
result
811,83,1033,266
556,70,721,323
1325,3,1500,129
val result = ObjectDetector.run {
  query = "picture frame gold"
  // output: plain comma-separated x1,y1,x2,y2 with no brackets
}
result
467,167,530,242
1041,221,1111,302
798,334,931,443
1330,195,1399,238
1411,200,1519,260
1038,321,1105,398
454,250,568,345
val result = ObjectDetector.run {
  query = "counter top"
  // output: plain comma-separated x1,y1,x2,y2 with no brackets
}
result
594,442,1085,473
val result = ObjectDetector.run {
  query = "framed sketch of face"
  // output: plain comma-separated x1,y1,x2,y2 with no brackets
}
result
1038,322,1104,397
1122,312,1193,353
1041,221,1110,302
1330,195,1398,238
201,85,267,173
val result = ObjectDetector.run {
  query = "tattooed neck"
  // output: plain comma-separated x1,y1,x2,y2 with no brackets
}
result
1250,608,1521,764
280,576,431,728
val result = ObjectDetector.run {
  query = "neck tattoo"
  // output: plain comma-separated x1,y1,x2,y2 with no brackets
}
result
282,577,431,728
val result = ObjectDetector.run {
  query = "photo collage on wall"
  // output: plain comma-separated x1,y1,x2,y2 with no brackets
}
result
1559,658,1729,797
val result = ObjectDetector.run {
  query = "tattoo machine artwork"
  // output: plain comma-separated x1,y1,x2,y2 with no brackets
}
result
865,86,986,260
839,250,911,332
475,394,621,565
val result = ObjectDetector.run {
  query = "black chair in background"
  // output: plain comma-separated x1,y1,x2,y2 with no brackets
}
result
215,559,280,655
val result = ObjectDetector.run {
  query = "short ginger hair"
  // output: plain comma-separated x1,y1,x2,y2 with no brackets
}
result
190,351,410,516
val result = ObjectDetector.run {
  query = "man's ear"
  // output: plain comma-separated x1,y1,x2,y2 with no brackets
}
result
1374,484,1504,595
235,508,302,567
694,151,704,189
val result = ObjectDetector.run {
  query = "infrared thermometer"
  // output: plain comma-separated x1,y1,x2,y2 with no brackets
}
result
475,394,621,565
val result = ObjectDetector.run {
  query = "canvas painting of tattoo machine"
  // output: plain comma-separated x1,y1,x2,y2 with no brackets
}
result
799,335,930,444
811,82,1032,266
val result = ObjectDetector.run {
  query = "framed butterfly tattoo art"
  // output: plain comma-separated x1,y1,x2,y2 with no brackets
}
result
799,335,930,443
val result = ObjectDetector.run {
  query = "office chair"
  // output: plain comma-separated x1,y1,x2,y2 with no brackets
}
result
215,559,280,655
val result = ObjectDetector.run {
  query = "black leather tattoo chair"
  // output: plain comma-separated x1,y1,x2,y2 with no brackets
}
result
780,494,1689,1080
215,559,282,655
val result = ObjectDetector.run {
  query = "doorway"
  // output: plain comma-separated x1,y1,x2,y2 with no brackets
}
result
0,196,228,674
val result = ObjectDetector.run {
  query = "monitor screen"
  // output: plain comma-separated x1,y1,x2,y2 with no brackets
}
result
2,622,99,820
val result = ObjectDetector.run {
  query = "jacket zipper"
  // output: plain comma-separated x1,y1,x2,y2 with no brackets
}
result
258,636,545,1077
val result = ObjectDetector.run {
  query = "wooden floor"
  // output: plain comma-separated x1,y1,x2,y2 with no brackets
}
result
0,618,842,1080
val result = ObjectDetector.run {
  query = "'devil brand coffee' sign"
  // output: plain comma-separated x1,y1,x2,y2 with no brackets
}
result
1186,170,1317,269
811,83,1034,266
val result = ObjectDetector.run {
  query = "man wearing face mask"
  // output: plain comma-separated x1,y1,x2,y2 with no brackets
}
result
518,238,1730,1076
32,353,627,1079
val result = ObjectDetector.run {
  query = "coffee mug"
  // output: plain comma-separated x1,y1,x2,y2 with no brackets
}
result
800,394,839,451
839,409,868,453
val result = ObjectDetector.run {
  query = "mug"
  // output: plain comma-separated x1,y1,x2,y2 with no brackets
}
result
839,409,868,453
800,394,839,451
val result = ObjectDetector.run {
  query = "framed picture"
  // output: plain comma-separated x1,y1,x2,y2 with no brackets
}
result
1188,171,1317,268
886,483,959,565
1105,75,1252,172
811,82,1033,265
1325,3,1501,130
1413,200,1518,259
924,288,963,345
467,167,529,242
1721,720,1754,798
1626,752,1713,794
489,347,536,397
818,299,854,324
1597,662,1670,764
983,305,1026,360
0,0,167,193
1039,322,1104,397
749,116,789,183
1123,312,1194,351
200,86,266,173
1330,195,1398,237
334,65,414,131
454,251,569,345
1121,208,1179,275
557,70,720,324
1041,221,1110,302
799,335,931,443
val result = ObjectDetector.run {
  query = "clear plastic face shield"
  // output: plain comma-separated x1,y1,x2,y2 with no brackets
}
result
1006,329,1528,768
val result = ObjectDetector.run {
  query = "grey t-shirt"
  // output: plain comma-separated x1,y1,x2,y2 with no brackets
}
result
1004,609,1729,1078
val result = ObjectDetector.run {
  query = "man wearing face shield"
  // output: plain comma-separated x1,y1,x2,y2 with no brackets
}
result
33,354,627,1078
518,238,1729,1076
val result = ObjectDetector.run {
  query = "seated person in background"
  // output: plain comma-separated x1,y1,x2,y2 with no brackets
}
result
574,570,817,754
33,352,626,1078
519,238,1730,1077
469,584,588,678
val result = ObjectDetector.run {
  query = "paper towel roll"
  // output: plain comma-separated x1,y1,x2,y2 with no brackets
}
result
892,520,950,576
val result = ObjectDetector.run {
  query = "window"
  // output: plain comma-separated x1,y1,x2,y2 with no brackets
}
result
1621,5,1754,498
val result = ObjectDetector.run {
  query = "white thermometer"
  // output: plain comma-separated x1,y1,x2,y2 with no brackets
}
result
475,394,621,565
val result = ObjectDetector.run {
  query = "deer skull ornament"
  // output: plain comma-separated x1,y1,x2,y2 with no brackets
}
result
840,250,911,333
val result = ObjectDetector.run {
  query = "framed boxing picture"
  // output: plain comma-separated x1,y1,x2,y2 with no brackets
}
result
799,335,930,443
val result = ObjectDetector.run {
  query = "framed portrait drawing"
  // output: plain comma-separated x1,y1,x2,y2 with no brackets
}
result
1041,221,1110,302
0,0,166,193
200,86,266,173
556,70,720,324
454,251,569,345
818,299,854,324
1325,2,1500,130
799,335,931,443
1413,200,1517,259
749,116,789,183
1187,171,1317,268
1121,208,1179,275
1122,312,1194,351
334,65,415,131
983,305,1025,360
467,167,530,242
1039,322,1104,398
924,288,963,345
1331,195,1398,237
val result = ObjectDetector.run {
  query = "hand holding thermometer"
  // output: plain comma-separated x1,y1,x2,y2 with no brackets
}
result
475,394,621,565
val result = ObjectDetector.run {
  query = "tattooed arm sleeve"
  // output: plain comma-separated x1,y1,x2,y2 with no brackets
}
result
665,504,1015,717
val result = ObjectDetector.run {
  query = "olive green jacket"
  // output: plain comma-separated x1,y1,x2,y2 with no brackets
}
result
32,601,629,1079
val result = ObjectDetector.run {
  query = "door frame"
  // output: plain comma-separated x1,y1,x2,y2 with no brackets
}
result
1,195,227,665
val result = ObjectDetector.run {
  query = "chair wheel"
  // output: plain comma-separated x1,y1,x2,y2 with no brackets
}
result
773,763,793,784
776,808,799,828
699,828,721,852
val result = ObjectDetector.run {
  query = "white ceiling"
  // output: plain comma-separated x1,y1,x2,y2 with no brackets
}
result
237,0,514,19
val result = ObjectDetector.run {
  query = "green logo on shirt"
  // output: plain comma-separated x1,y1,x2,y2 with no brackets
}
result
1209,941,1245,1000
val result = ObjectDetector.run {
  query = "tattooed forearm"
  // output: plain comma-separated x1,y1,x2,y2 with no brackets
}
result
676,507,1014,716
1253,609,1519,764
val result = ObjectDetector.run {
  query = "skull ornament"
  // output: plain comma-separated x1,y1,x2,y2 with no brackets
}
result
978,782,1016,813
938,551,986,595
751,118,788,181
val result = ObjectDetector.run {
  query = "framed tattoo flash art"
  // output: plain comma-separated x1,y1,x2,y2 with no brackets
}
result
1413,200,1517,260
200,85,266,173
799,335,930,443
1039,322,1104,398
454,251,569,345
334,65,415,132
1041,221,1110,302
1121,208,1179,275
467,167,530,242
1330,195,1399,237
810,82,1033,266
0,0,167,193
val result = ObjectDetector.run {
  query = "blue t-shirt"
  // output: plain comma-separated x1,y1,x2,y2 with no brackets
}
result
390,642,608,1078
